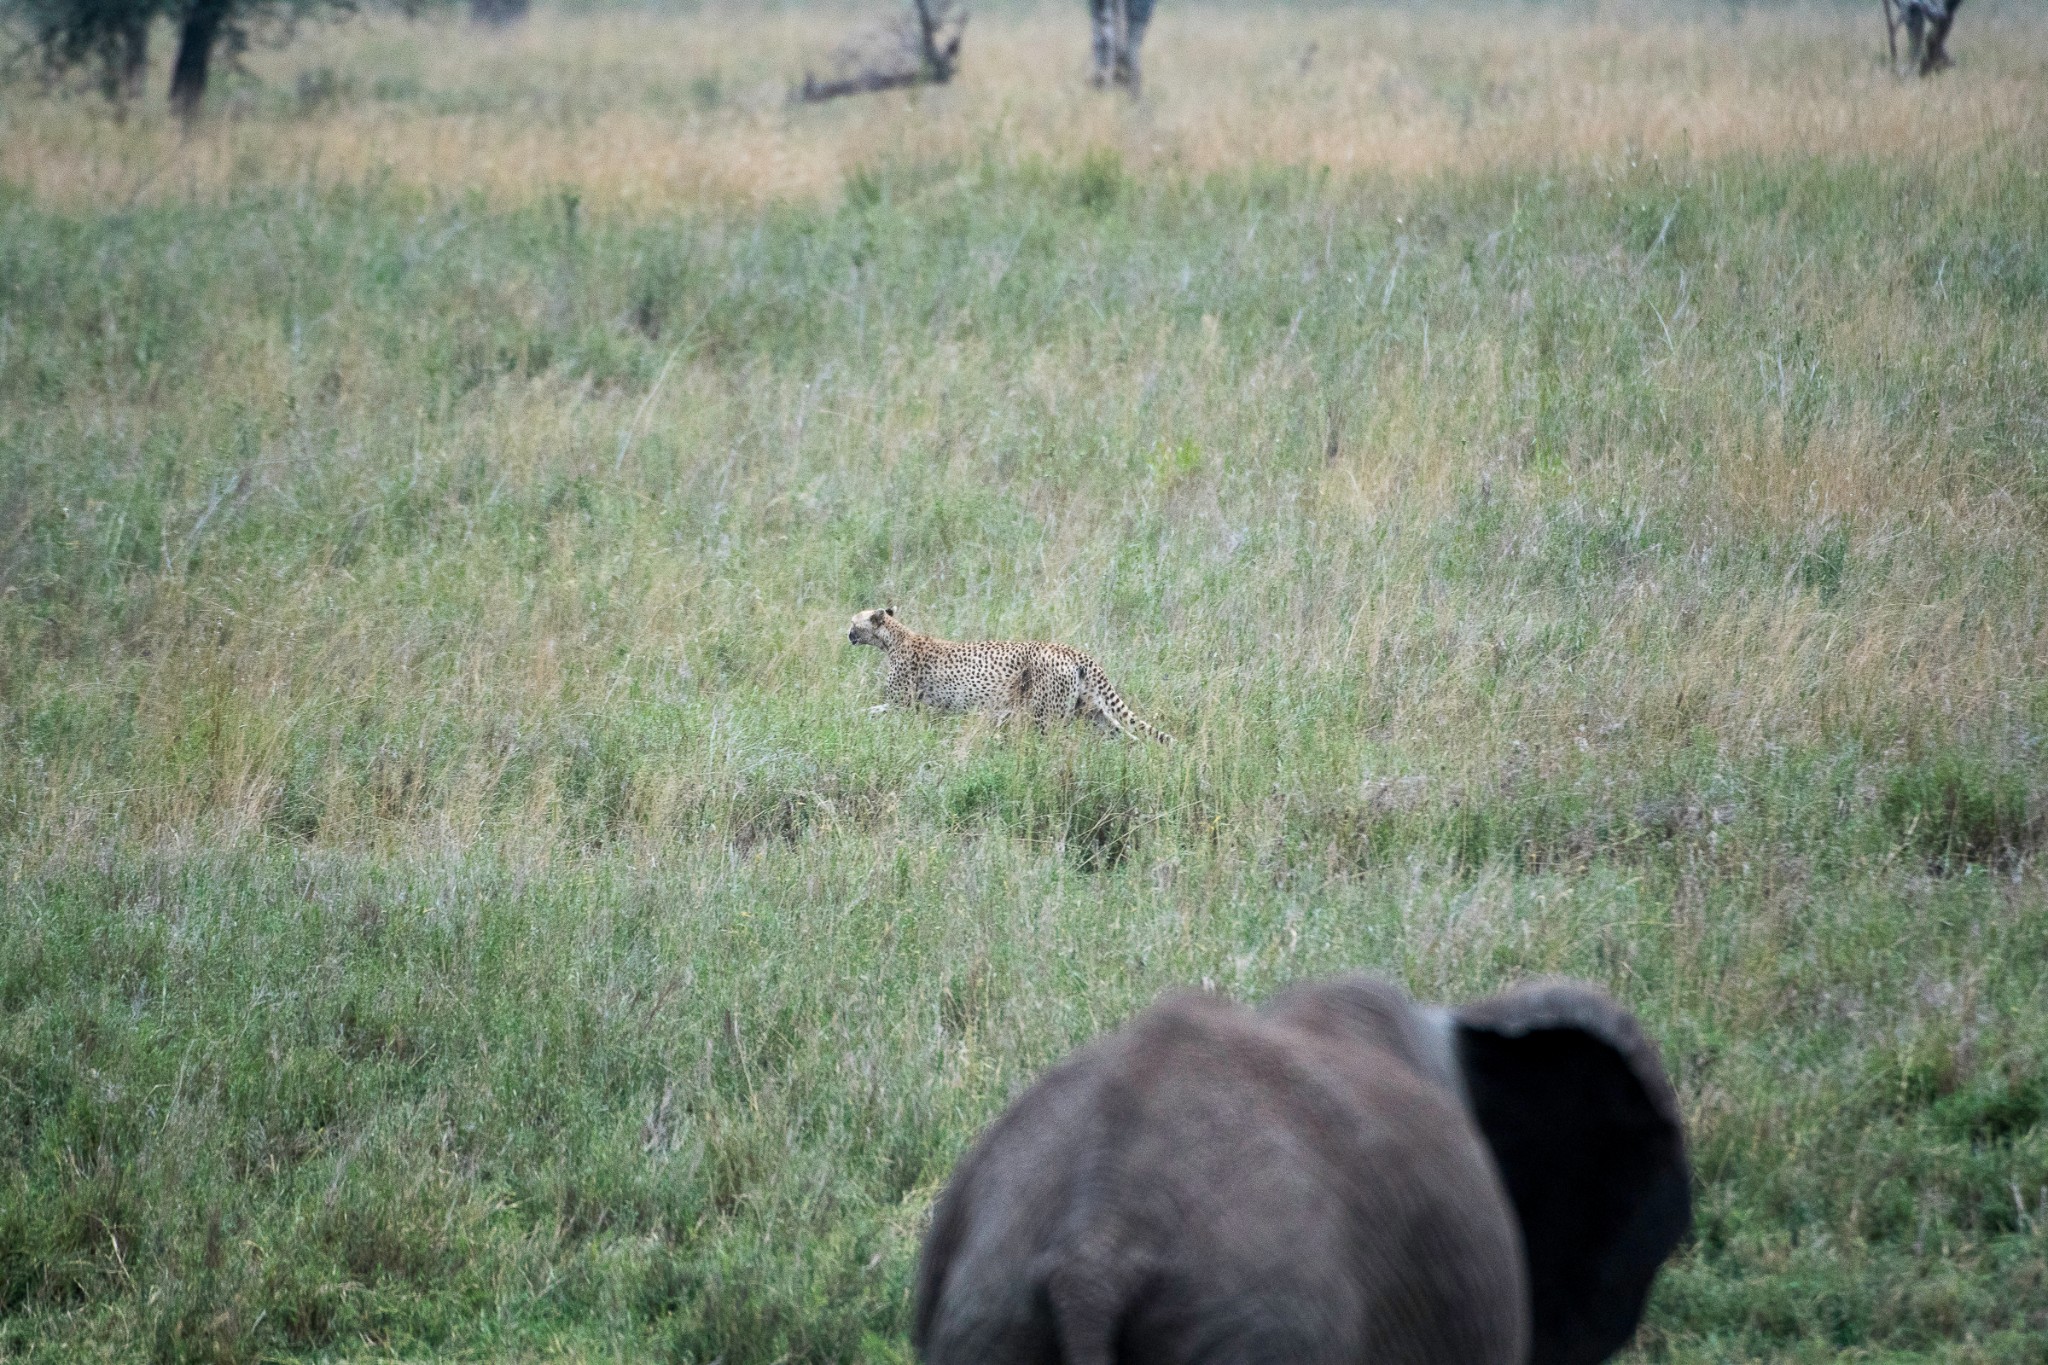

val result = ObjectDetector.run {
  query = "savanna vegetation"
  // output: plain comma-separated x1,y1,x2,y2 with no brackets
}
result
2,1,2045,1360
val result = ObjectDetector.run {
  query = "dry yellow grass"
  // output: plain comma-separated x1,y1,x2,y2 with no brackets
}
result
3,0,2045,212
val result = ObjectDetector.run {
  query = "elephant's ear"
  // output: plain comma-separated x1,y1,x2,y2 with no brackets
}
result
1455,980,1691,1365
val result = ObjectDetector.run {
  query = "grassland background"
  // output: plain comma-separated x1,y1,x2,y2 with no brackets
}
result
3,0,2046,1359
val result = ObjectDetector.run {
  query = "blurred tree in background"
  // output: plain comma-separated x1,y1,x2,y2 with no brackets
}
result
3,0,365,117
468,0,525,27
7,0,154,107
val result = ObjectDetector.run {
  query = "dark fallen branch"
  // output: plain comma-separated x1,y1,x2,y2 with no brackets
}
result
795,0,963,103
799,66,941,102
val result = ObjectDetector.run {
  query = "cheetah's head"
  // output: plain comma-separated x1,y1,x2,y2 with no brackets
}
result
848,606,901,648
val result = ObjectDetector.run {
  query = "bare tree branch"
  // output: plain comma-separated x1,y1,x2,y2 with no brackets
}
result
796,0,964,104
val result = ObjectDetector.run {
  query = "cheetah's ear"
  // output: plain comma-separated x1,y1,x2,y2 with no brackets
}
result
884,606,896,618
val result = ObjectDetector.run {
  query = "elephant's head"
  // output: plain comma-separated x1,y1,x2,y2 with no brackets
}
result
1263,975,1692,1365
915,974,1690,1365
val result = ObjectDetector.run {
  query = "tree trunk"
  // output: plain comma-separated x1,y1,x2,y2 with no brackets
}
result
99,13,151,114
119,15,150,104
169,0,229,119
470,0,530,27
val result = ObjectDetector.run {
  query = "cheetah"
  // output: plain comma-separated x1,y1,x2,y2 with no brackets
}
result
847,608,1172,744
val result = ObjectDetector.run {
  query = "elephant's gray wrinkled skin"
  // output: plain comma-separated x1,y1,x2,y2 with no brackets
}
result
914,975,1690,1365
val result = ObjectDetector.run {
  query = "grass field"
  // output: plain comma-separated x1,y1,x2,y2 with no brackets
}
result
3,0,2047,1359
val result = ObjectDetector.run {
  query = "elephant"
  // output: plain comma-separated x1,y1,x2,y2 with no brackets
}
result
913,974,1691,1365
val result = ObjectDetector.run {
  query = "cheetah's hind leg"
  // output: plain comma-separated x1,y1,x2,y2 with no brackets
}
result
1011,664,1063,734
1078,691,1129,738
1025,663,1089,734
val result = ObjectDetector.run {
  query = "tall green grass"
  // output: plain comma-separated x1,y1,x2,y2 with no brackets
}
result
3,56,2047,1364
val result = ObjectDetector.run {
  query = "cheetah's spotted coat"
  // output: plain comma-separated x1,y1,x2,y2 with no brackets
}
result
846,609,1172,743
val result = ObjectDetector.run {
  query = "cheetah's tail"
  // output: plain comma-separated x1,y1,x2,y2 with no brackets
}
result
1107,693,1174,745
1082,661,1174,744
1126,712,1174,745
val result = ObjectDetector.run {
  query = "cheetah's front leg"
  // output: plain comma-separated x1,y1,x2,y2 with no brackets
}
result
870,664,917,717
